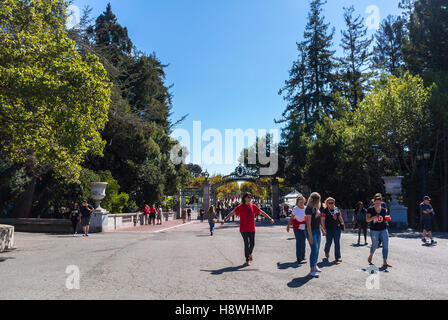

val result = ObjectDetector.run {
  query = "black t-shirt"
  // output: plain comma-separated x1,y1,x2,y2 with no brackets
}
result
70,209,80,220
367,206,387,231
323,207,342,230
305,206,321,231
80,205,94,218
419,203,433,215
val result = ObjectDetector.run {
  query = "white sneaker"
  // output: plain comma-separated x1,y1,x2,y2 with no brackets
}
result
310,271,319,278
315,266,322,272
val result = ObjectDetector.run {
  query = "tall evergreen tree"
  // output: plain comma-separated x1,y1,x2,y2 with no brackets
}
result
337,6,373,111
303,0,336,127
372,15,405,74
278,0,336,186
402,0,448,74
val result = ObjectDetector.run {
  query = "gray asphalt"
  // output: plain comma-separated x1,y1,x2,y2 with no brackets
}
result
1,221,447,300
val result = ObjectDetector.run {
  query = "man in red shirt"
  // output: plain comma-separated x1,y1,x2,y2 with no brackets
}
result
222,193,274,266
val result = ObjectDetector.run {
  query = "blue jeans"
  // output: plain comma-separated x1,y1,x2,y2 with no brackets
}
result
208,220,215,232
293,229,306,261
370,229,389,259
324,227,342,260
306,229,321,269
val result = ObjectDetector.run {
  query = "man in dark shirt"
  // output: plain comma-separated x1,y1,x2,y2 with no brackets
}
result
80,200,94,237
420,196,437,245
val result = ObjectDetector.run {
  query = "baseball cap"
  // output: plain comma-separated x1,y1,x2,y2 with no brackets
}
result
374,196,382,201
423,196,431,201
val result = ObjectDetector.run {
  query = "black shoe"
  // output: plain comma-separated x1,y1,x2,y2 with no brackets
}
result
422,238,427,244
431,240,437,245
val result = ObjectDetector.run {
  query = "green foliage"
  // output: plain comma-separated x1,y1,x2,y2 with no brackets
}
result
0,0,112,183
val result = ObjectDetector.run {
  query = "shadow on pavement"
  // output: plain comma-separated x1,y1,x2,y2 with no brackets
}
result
317,259,338,269
277,261,303,270
351,243,368,247
201,265,259,275
0,257,15,262
287,274,314,288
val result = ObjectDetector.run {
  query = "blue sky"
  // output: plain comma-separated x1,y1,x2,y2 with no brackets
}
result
70,0,403,176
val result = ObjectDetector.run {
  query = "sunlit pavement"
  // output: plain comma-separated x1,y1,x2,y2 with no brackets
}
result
1,220,447,300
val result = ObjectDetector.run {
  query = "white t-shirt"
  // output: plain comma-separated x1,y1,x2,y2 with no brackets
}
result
292,207,306,230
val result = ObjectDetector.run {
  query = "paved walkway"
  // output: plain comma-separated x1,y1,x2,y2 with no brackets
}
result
1,221,447,300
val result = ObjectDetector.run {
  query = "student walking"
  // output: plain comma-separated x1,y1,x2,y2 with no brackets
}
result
149,204,156,226
286,196,307,264
80,200,94,237
205,206,218,236
70,203,81,236
354,201,368,245
187,207,192,222
199,208,205,222
305,192,324,278
143,204,150,225
420,196,437,245
367,195,392,269
222,193,274,266
322,197,345,263
157,205,163,225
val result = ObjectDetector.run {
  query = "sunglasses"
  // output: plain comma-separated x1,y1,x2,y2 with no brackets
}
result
328,202,335,205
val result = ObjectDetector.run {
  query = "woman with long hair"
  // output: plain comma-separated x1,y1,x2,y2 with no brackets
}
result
354,201,368,245
286,195,307,263
321,197,345,263
70,202,81,236
222,193,274,266
205,205,218,236
305,192,324,278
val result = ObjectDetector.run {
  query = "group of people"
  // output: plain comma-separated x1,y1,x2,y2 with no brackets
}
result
143,204,165,225
210,191,438,279
70,200,94,237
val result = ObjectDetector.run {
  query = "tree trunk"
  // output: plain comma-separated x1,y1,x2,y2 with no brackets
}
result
12,177,36,218
407,176,418,229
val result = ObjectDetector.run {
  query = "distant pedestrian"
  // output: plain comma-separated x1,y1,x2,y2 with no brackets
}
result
420,196,437,245
367,195,392,269
205,206,218,236
164,207,169,221
157,205,163,225
187,207,192,222
80,200,94,237
322,197,345,263
305,192,324,278
150,204,156,226
144,204,150,225
354,202,368,245
286,196,307,264
181,208,187,223
222,193,274,266
70,203,81,236
199,209,205,222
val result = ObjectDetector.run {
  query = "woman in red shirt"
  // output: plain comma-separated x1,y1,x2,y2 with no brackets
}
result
222,193,274,266
143,204,150,225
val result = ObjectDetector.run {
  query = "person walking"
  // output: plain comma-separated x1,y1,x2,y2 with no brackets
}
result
305,192,324,278
286,196,307,264
367,195,392,269
354,201,368,245
70,202,81,236
164,206,169,222
222,193,274,266
420,196,437,245
205,206,218,236
80,200,94,237
157,205,163,225
181,207,187,224
321,197,345,263
149,204,156,226
143,204,150,225
199,208,205,223
187,206,192,222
